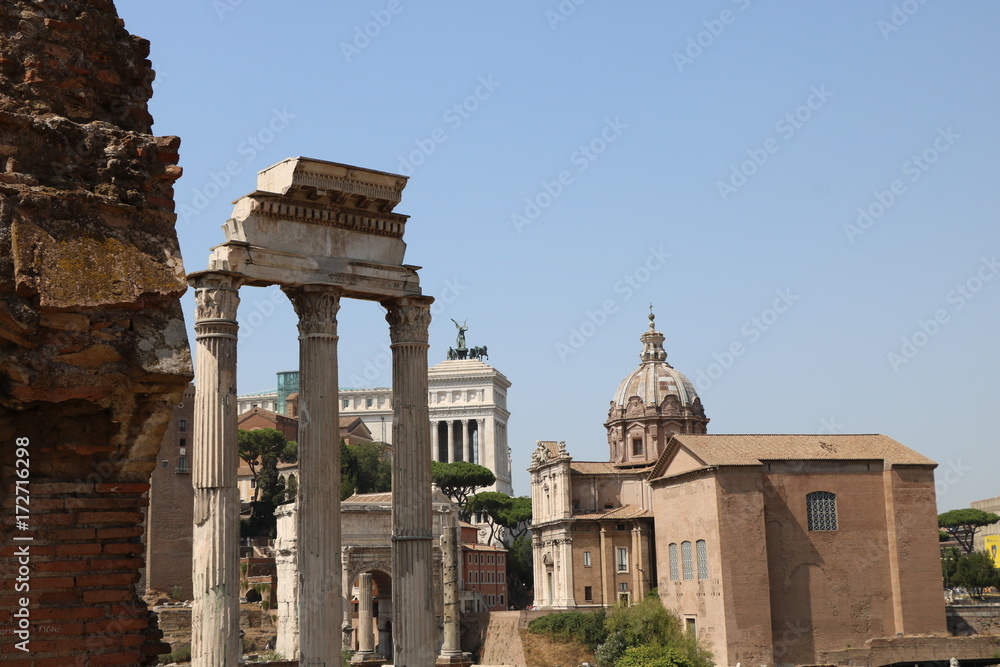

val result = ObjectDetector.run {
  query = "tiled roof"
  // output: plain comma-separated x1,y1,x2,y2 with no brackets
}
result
650,433,935,479
537,441,561,458
573,504,650,520
462,543,508,552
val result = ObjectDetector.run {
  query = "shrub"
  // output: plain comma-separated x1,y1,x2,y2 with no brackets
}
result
616,645,694,667
527,610,607,651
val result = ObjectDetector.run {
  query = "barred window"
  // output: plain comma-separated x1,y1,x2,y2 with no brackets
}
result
668,543,679,581
807,491,838,531
681,541,693,580
696,540,708,579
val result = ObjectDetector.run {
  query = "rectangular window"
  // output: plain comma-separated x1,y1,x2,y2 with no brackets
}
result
616,547,628,573
681,541,693,580
251,479,256,488
696,540,708,579
177,456,187,471
807,491,838,531
343,399,349,408
162,460,168,469
584,586,593,602
668,543,679,581
583,551,592,567
179,437,186,449
500,594,505,606
686,618,697,637
366,398,373,407
618,582,628,591
178,419,187,432
632,438,643,456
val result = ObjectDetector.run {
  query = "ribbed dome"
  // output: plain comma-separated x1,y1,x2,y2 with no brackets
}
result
611,312,701,411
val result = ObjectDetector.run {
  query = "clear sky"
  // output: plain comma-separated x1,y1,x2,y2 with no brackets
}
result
117,1,1000,507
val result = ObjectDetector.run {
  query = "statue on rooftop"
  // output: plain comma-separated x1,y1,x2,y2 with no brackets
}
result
451,318,468,351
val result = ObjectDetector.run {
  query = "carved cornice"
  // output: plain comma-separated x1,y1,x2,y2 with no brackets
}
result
384,296,433,345
284,284,342,336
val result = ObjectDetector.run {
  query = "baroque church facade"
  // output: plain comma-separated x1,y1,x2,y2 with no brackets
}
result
529,313,946,667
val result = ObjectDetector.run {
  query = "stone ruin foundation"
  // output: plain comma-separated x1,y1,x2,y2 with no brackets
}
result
0,2,191,665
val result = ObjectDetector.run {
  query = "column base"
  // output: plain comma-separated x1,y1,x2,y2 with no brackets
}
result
350,651,386,667
435,651,474,667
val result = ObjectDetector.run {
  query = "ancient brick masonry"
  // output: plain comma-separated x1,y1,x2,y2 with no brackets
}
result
0,2,192,666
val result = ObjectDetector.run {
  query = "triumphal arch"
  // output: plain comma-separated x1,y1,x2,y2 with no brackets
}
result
189,157,435,666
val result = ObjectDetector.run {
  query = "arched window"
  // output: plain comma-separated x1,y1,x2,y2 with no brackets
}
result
696,540,708,579
668,543,679,581
681,541,693,580
807,491,838,531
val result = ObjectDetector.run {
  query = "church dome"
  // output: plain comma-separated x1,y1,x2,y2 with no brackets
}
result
611,312,702,414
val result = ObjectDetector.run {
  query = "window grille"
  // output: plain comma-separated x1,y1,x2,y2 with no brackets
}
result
696,540,708,579
681,541,693,580
668,543,679,581
807,491,838,530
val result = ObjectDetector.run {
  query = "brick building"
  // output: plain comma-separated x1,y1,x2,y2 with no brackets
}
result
145,384,196,599
460,522,508,611
530,313,947,667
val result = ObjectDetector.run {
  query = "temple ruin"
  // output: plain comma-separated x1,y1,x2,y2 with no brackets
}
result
190,157,436,666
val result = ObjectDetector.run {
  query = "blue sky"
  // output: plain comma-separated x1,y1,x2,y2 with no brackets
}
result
118,1,1000,506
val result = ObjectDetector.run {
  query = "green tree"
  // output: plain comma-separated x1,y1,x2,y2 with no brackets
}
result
506,534,534,609
952,550,1000,598
599,593,713,667
238,428,296,537
466,492,533,543
938,508,1000,555
341,441,392,500
431,461,495,518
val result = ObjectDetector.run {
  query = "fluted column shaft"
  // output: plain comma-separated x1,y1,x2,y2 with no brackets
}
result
384,296,434,667
190,271,243,667
285,285,342,666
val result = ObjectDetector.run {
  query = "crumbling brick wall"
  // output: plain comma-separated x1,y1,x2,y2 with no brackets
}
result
0,2,192,665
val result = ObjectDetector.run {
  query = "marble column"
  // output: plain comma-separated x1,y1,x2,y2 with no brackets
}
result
431,420,439,462
462,420,471,464
284,285,342,666
352,573,382,663
342,548,354,651
190,271,243,667
446,420,455,463
384,296,435,667
436,525,472,666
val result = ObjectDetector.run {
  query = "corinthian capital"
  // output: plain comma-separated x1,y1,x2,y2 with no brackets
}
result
383,296,433,345
190,271,243,322
284,284,342,336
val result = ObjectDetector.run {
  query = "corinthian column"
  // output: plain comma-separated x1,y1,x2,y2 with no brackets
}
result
284,284,342,666
352,573,382,664
384,296,435,667
190,270,243,667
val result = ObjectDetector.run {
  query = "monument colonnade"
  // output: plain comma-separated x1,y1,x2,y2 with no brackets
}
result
188,157,437,667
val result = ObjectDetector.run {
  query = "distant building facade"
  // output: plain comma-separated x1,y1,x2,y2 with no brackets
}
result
971,493,1000,555
238,357,513,495
145,383,195,599
529,313,947,667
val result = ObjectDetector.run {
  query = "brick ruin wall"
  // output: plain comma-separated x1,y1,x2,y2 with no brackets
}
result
0,1,192,665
